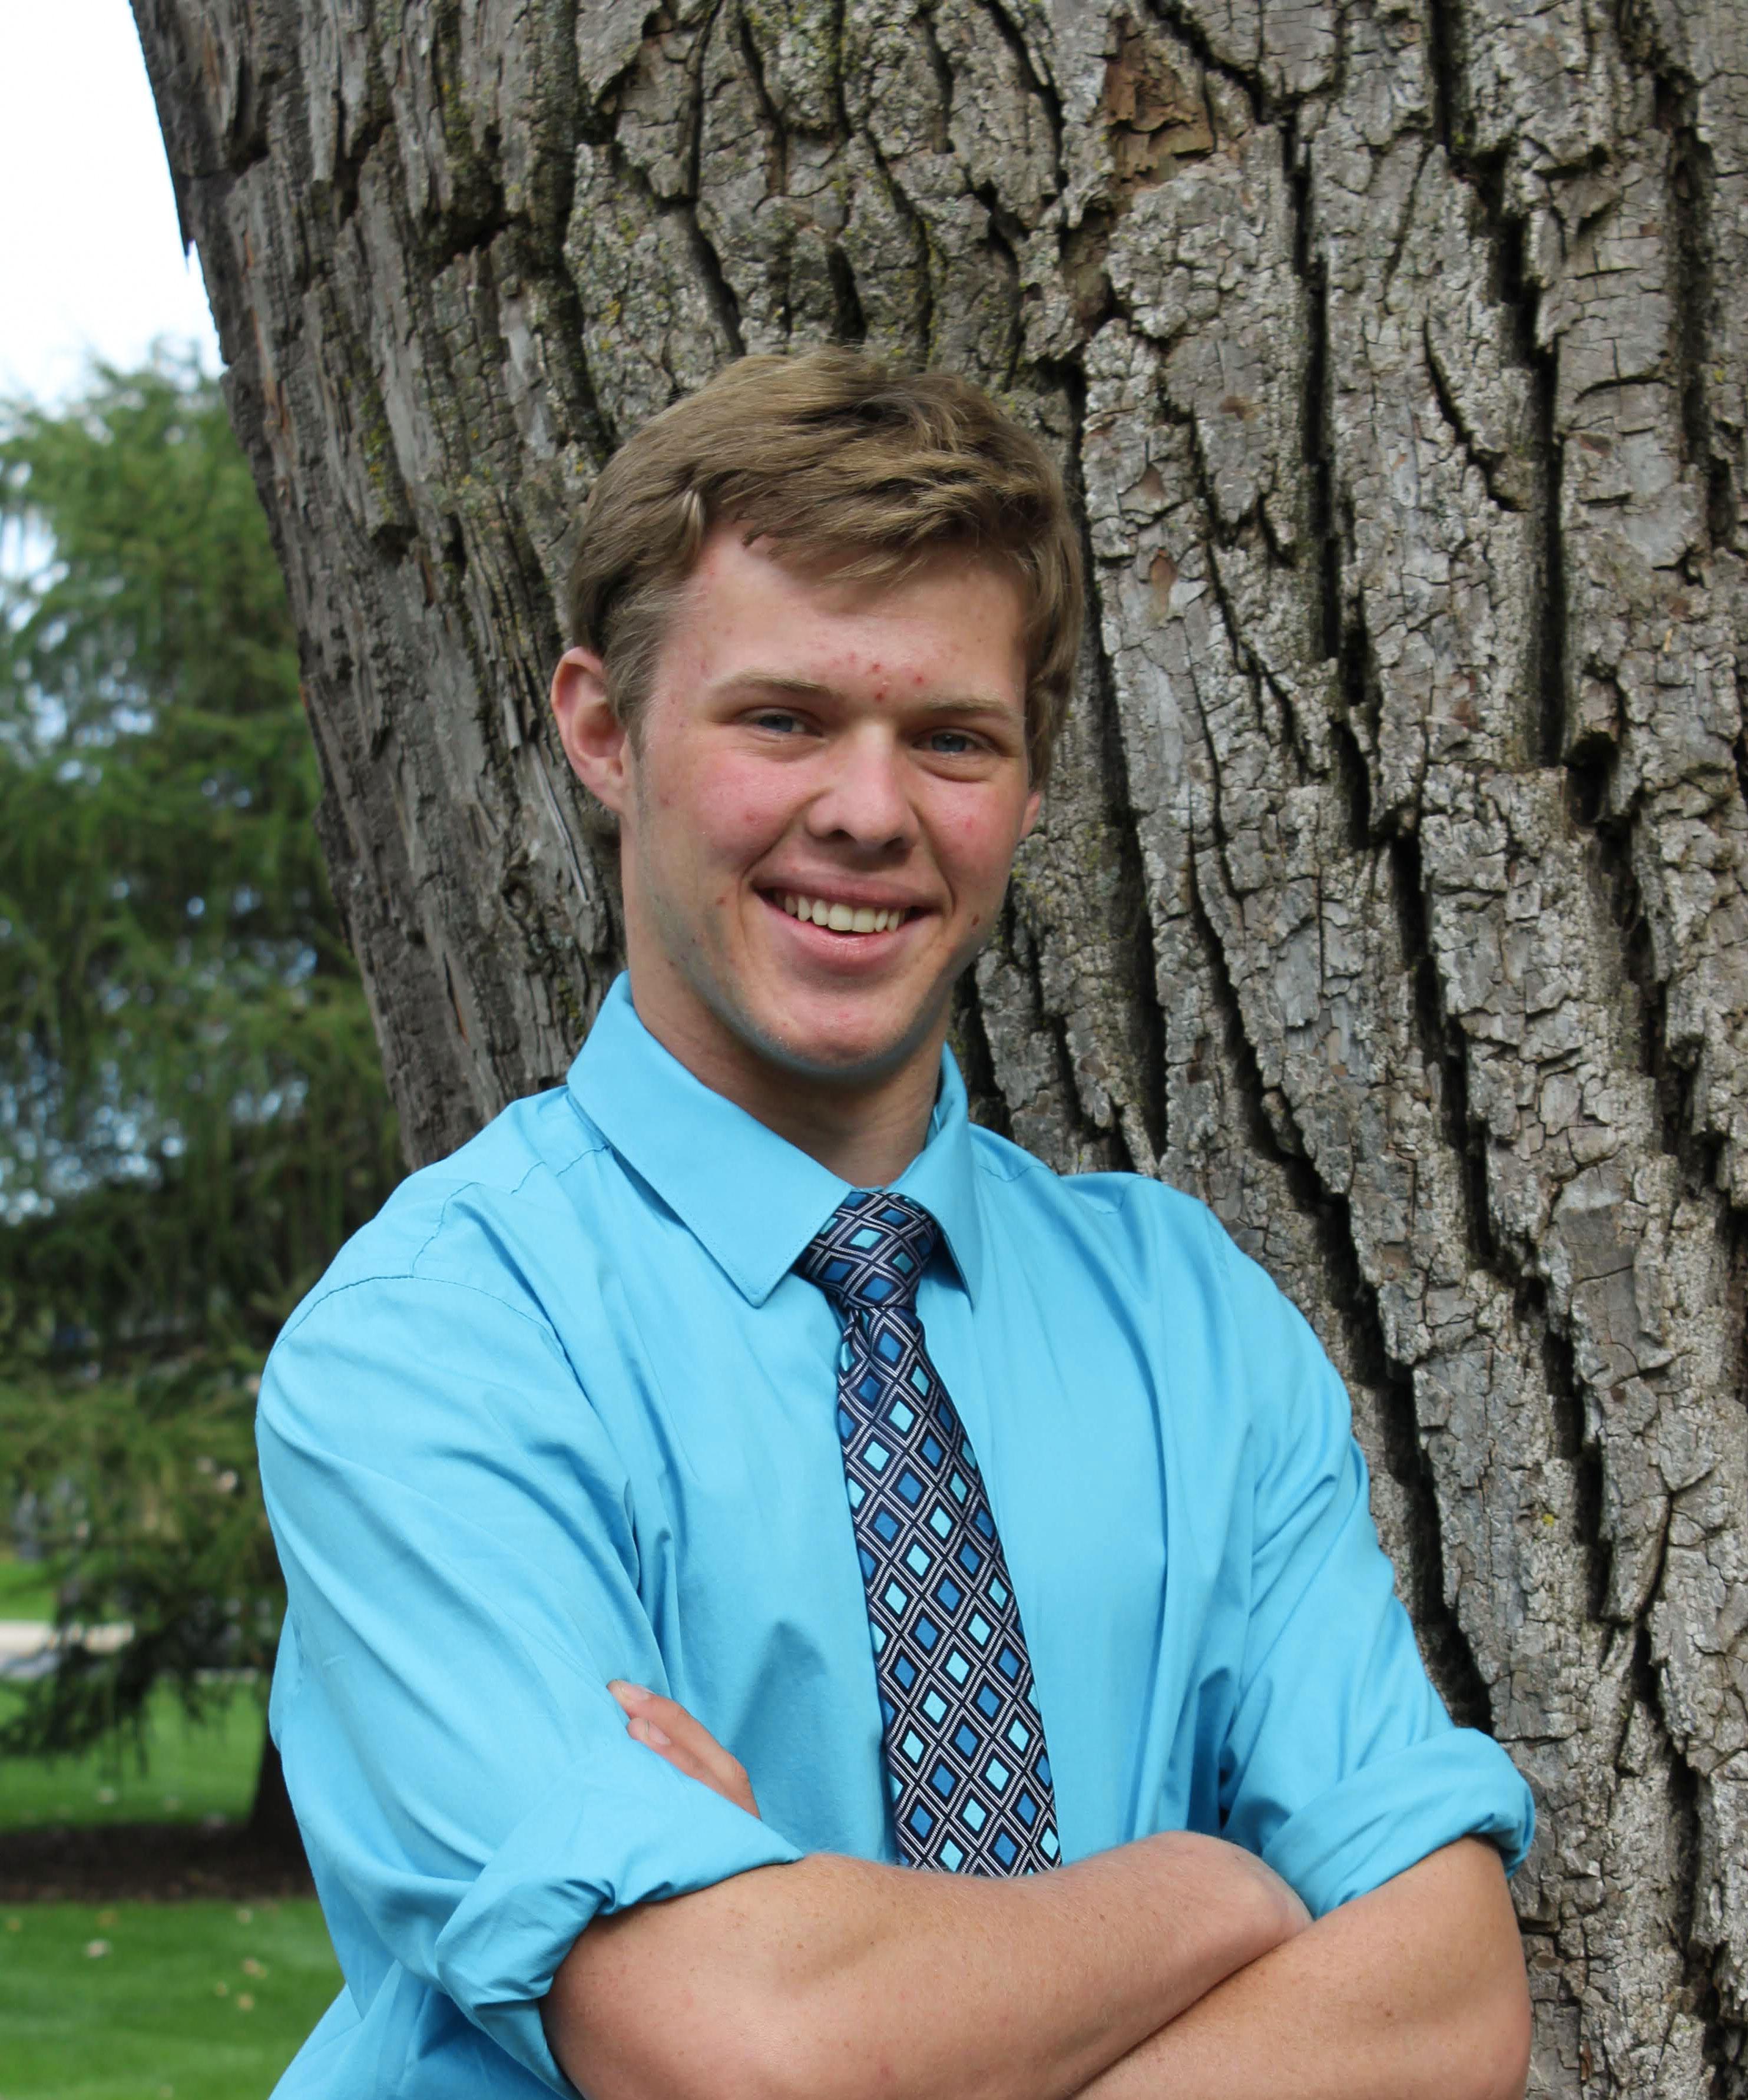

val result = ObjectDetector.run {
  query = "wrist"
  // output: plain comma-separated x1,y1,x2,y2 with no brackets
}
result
1131,1831,1312,1993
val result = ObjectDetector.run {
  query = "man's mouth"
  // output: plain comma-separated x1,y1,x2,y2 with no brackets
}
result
771,891,917,935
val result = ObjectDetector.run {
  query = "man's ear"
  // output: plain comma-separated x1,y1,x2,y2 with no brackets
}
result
1018,782,1044,844
550,647,631,815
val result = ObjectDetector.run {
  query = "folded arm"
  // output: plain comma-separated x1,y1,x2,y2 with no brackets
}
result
1075,1834,1530,2100
543,1823,1307,2100
544,1690,1526,2100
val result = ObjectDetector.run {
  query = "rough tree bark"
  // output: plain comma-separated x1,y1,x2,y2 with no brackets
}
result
134,0,1747,2089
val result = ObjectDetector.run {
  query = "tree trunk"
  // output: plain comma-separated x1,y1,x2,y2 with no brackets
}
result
134,0,1748,2087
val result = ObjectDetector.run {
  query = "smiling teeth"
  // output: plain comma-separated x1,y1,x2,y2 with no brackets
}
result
781,894,906,934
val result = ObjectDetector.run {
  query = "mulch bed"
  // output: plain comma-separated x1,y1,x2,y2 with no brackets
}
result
0,1821,314,1904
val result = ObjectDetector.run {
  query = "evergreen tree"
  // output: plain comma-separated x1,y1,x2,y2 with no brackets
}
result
0,352,398,1803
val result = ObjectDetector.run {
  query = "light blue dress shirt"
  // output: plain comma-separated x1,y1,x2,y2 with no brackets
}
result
260,974,1534,2098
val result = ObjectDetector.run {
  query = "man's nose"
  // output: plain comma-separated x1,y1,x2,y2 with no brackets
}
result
806,728,919,850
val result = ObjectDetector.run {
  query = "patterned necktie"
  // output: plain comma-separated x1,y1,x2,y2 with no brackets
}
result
800,1191,1060,1874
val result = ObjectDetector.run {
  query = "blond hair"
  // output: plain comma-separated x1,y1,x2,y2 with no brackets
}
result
565,350,1083,784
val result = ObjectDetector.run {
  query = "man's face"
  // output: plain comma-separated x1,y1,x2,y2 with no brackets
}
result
559,524,1040,1104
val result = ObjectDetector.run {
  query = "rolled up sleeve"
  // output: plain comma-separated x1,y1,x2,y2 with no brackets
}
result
1210,1233,1535,1917
259,1272,803,2092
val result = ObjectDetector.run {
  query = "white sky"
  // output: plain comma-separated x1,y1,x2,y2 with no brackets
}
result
0,0,221,406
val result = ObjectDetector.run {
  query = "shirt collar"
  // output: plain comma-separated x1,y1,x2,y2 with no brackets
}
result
568,975,986,1308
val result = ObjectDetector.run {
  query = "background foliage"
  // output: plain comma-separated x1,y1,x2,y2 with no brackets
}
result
0,352,398,1760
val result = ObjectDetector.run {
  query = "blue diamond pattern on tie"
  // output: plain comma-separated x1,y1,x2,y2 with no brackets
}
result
800,1192,1060,1876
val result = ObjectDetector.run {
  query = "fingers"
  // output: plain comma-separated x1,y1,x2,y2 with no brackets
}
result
609,1682,719,1767
608,1681,761,1818
628,1712,713,1788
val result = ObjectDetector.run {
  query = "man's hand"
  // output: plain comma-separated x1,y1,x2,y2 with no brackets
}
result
608,1680,762,1818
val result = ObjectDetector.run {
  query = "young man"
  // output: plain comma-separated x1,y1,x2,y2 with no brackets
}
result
259,351,1536,2100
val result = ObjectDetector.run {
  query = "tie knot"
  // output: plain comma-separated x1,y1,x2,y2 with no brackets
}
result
800,1192,939,1314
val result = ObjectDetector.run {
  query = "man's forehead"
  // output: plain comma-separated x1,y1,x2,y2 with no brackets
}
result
687,517,1019,606
671,530,1027,676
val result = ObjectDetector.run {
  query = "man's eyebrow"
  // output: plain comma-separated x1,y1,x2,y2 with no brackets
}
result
716,672,1021,718
716,672,835,700
908,693,1022,722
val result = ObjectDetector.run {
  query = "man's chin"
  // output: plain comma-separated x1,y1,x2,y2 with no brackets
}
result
760,1027,928,1088
740,995,946,1090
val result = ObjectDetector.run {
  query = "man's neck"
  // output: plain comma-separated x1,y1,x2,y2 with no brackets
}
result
736,1063,939,1188
627,980,944,1188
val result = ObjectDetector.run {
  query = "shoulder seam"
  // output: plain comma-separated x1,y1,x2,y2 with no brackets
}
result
277,1271,567,1351
410,1187,459,1272
971,1145,1032,1186
405,1146,571,1271
557,1121,610,1168
968,1130,1130,1208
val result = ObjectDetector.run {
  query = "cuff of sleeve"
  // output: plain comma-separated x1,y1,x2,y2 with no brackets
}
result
433,1750,806,2094
1260,1727,1535,1919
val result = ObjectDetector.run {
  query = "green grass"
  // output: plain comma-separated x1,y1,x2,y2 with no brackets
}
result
0,1556,59,1625
0,1684,267,1832
0,1561,341,2095
0,1898,341,2100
